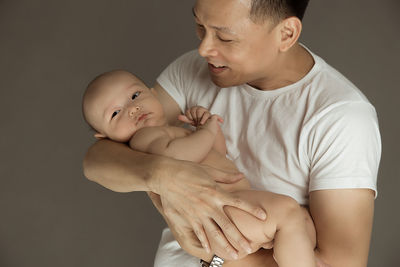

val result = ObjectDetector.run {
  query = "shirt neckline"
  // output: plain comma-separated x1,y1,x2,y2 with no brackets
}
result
241,44,324,98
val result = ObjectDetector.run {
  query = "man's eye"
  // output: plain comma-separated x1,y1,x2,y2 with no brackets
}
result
217,36,232,42
132,91,141,100
196,24,205,40
111,110,120,119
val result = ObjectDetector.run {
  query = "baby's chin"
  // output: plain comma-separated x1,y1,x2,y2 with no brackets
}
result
118,137,132,143
111,132,136,143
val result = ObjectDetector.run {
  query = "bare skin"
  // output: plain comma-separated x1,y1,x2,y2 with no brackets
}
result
82,71,268,259
83,0,376,265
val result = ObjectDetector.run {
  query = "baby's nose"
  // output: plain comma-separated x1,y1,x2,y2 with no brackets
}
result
129,106,141,117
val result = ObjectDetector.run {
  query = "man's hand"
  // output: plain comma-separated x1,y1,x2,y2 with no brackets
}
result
147,159,267,260
148,191,212,260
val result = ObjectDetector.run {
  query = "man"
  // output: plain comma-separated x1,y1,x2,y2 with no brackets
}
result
83,0,381,266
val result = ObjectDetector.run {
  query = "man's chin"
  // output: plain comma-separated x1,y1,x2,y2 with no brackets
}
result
210,76,240,88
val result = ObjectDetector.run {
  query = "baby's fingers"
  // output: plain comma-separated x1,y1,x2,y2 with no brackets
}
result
212,114,224,123
189,108,203,124
178,114,194,125
185,109,195,121
200,111,212,125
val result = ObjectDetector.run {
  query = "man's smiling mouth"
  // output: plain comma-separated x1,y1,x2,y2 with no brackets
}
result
208,63,228,74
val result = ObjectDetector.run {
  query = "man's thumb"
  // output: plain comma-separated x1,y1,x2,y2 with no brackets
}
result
211,169,245,184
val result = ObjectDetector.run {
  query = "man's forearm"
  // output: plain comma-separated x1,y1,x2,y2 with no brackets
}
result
83,138,166,193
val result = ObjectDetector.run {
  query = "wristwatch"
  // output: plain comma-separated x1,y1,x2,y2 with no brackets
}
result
200,255,224,267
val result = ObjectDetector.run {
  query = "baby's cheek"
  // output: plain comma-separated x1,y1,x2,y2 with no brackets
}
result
113,126,134,143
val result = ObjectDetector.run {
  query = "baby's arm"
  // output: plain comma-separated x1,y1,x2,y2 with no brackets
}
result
179,106,226,155
179,106,252,192
129,117,220,163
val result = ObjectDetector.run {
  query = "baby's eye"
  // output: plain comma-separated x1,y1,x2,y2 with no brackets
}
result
111,110,120,119
132,91,141,100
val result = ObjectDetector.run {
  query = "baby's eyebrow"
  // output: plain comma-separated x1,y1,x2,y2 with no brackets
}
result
125,83,137,90
126,83,147,93
103,106,112,121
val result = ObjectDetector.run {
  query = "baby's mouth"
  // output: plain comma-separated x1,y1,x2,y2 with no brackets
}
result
138,113,148,122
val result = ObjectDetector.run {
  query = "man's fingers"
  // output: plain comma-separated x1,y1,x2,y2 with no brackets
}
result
261,240,274,249
147,192,163,213
192,223,210,253
206,166,245,184
226,194,267,220
204,219,239,260
316,256,332,267
212,211,253,255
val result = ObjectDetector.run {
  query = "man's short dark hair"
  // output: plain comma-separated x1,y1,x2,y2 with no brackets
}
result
249,0,310,24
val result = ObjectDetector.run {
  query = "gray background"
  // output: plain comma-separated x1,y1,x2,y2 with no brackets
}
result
0,0,398,266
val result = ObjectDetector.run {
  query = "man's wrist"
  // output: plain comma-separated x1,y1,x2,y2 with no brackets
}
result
146,156,176,194
200,254,214,263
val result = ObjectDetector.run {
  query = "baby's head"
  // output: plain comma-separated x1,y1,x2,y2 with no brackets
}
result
82,70,167,142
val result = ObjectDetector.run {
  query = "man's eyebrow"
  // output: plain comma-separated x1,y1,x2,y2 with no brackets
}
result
192,7,236,35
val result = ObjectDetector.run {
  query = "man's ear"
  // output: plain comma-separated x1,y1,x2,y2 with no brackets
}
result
278,16,302,52
94,132,106,139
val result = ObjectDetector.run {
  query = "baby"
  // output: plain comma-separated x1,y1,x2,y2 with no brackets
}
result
82,70,317,267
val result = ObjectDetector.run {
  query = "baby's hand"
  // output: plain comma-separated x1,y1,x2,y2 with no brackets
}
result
178,106,223,126
200,114,223,135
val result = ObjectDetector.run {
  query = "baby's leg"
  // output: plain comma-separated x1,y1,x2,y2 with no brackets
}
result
223,190,316,267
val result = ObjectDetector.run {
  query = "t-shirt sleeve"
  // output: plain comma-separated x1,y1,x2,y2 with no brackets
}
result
307,101,381,197
156,50,200,113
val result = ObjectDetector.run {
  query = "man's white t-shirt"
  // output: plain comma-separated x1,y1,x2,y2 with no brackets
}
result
153,48,381,266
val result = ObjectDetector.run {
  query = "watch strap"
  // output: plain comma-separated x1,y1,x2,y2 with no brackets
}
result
200,255,224,267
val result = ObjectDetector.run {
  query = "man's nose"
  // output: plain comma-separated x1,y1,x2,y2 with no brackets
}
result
198,34,218,58
129,105,141,117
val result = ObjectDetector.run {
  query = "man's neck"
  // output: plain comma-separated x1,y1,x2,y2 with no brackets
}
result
249,43,315,91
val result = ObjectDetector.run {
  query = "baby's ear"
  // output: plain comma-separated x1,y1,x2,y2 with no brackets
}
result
94,132,106,139
149,87,158,95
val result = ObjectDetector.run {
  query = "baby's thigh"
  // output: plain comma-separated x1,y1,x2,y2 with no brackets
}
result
224,190,315,251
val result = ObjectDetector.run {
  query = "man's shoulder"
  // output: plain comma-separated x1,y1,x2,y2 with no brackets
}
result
306,54,372,111
299,52,378,132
